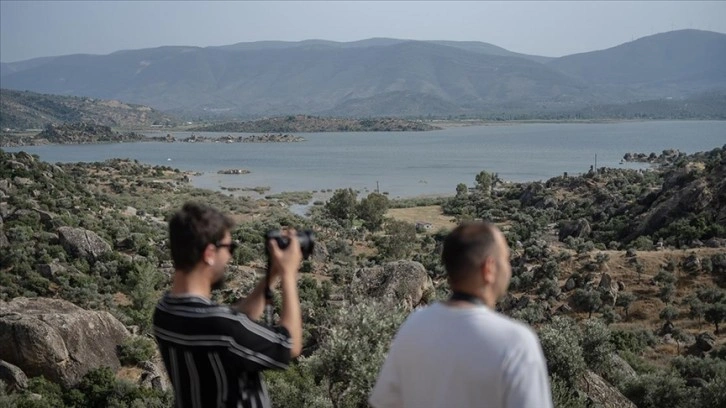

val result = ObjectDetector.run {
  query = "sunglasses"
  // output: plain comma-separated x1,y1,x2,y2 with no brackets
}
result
215,241,239,254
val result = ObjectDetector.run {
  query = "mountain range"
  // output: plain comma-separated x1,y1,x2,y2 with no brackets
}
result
1,29,725,118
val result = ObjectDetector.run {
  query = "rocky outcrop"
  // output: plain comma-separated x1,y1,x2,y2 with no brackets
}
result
579,370,636,408
312,241,329,263
57,226,111,262
695,332,716,352
217,168,251,175
558,218,591,241
36,123,146,145
0,297,130,387
0,360,28,391
519,183,545,207
625,178,716,243
242,134,305,143
36,261,67,279
610,353,637,380
598,273,619,307
138,359,170,391
351,261,433,310
0,216,8,248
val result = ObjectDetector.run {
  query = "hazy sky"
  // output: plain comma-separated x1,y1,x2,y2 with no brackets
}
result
1,1,725,62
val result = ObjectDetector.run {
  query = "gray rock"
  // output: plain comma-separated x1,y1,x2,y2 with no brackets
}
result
686,377,709,388
519,183,545,206
15,152,36,164
57,226,112,262
555,304,573,315
138,359,170,391
0,297,130,387
312,241,329,263
36,262,67,279
564,277,576,292
610,353,637,379
33,209,57,229
682,254,701,273
351,261,433,310
558,218,591,241
578,370,636,408
705,238,725,248
695,332,716,352
0,216,7,248
13,176,33,186
0,179,14,195
598,273,613,290
8,161,28,172
0,360,28,391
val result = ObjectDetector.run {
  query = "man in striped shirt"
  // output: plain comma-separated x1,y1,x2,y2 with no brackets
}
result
153,202,303,408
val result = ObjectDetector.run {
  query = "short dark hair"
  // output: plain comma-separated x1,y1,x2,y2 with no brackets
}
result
442,222,499,284
168,202,235,272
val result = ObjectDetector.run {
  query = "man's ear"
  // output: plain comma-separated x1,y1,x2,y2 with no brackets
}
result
479,256,497,285
203,244,216,266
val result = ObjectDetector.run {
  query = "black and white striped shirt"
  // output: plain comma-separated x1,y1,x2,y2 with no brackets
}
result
153,293,292,408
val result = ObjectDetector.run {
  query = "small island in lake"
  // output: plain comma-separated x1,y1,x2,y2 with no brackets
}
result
217,168,251,175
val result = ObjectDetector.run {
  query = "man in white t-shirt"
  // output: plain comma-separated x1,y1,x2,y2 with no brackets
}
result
370,222,552,408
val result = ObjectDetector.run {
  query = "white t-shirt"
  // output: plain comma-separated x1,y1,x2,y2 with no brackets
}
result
369,302,552,408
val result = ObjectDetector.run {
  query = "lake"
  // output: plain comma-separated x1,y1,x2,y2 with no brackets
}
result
5,121,725,199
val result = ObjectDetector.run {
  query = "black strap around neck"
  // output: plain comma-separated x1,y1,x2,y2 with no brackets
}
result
450,291,484,305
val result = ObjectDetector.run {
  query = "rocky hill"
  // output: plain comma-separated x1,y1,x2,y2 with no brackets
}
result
0,89,177,130
191,115,439,132
0,122,148,147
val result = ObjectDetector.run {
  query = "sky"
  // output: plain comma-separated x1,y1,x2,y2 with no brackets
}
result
1,1,725,63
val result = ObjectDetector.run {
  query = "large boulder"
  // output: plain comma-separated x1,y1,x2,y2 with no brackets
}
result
0,360,28,391
57,226,112,262
558,219,591,241
351,261,433,310
598,273,619,307
137,359,170,391
312,241,329,263
695,332,716,352
578,370,636,408
0,297,130,387
0,216,8,248
610,353,637,380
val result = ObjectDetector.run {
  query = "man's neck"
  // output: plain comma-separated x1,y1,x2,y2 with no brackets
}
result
447,285,496,308
171,268,211,299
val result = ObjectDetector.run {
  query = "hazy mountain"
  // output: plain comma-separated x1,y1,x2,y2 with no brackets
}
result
0,89,176,129
548,30,726,100
1,30,723,117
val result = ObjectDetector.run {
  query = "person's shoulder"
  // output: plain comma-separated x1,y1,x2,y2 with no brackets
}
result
488,310,541,348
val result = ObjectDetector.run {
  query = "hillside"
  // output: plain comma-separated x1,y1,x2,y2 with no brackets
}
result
548,30,726,100
0,41,590,117
0,89,177,129
2,145,726,407
3,31,723,118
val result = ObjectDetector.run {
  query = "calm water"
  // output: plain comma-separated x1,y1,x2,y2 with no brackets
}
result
5,121,725,199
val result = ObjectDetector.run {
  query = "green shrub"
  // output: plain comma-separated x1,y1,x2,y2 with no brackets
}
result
538,317,586,387
622,373,691,408
117,336,157,366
